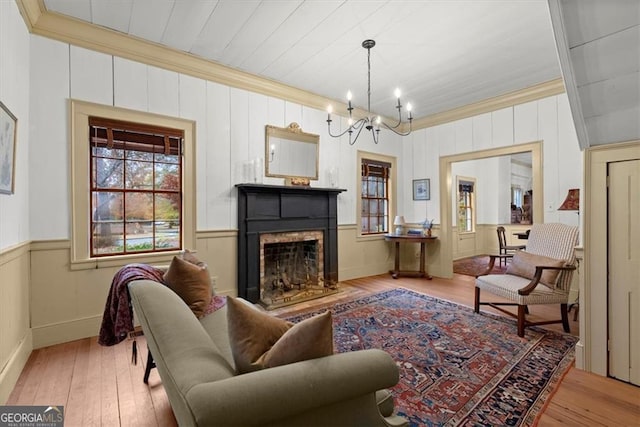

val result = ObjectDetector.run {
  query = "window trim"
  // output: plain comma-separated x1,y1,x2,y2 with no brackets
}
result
70,99,196,269
356,151,397,239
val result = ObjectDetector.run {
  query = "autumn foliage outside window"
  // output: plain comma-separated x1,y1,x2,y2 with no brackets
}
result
89,117,183,257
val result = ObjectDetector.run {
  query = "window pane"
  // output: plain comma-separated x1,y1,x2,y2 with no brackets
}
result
126,150,153,161
94,158,123,189
155,163,180,190
361,217,369,232
125,192,153,222
93,146,123,159
368,180,377,196
155,153,179,164
92,191,123,255
125,160,153,189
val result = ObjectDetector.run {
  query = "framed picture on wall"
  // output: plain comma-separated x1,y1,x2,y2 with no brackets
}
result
0,101,17,195
413,178,430,200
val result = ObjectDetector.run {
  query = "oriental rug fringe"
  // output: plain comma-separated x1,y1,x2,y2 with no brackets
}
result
287,288,576,427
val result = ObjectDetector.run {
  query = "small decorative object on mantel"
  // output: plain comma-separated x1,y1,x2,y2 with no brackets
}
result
0,101,18,195
285,177,311,187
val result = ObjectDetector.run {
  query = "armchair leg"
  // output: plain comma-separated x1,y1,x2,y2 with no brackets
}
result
560,303,570,333
517,305,526,337
474,287,480,313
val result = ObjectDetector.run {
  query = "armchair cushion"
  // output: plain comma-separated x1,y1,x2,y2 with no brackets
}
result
505,250,566,288
227,297,333,374
163,254,212,318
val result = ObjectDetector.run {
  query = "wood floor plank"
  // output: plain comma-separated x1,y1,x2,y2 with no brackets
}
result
100,344,121,426
114,337,143,427
64,338,91,427
6,349,43,405
7,274,637,426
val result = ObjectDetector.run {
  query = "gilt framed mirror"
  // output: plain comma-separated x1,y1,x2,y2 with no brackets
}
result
265,123,319,183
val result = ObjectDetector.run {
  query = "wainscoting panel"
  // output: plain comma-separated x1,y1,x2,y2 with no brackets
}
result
0,242,32,404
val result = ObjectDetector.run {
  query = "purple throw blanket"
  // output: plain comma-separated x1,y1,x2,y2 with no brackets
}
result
98,263,165,346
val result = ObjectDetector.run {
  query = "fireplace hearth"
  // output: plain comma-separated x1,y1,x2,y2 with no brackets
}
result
236,184,345,307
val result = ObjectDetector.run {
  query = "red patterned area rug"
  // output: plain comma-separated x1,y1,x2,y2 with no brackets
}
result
286,288,576,427
453,255,508,277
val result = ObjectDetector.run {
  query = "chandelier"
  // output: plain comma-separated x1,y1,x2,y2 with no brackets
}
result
326,39,413,145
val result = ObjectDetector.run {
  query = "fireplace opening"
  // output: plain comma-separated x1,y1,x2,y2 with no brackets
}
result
260,231,338,309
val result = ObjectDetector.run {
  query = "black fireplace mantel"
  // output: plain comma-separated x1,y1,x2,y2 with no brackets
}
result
236,184,345,303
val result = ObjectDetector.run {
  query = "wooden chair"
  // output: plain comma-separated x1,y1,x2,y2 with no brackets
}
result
476,223,579,337
496,226,526,266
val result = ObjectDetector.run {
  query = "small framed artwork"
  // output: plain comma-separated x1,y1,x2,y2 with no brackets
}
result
413,178,430,200
0,101,17,195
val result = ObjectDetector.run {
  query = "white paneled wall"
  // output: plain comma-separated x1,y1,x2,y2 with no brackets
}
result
27,36,404,239
0,1,30,249
402,94,582,227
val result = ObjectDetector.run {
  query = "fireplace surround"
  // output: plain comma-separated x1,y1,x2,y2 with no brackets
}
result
236,184,345,306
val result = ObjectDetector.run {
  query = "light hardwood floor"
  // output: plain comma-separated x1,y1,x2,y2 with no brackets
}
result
7,274,640,426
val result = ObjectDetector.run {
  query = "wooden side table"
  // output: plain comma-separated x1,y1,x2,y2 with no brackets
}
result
384,234,438,279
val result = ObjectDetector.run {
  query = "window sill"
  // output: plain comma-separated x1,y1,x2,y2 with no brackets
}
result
69,250,183,271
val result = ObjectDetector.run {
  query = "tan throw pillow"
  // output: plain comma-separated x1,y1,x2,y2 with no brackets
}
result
506,251,566,288
163,255,212,318
227,297,334,374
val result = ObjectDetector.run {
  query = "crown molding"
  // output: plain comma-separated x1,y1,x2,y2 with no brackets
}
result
407,78,565,131
17,0,564,130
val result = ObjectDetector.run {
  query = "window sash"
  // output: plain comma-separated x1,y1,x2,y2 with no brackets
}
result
89,118,184,257
361,160,391,235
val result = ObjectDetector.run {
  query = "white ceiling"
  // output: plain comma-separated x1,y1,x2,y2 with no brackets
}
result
43,0,562,121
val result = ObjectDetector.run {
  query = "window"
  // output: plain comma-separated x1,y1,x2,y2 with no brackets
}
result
89,118,183,256
457,178,475,233
71,100,195,269
361,158,391,235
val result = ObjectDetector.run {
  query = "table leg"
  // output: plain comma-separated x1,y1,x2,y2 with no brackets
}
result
392,241,401,279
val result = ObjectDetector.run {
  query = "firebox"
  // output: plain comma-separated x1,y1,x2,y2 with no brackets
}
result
260,230,338,309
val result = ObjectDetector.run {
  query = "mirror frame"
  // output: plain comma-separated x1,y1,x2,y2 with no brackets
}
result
265,122,319,181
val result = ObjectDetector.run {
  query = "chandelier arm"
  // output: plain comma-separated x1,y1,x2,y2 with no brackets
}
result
327,117,367,138
380,119,413,136
349,119,370,145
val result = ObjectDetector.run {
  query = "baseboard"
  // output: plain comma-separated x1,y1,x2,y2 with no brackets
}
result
339,263,393,281
0,330,33,404
32,315,102,349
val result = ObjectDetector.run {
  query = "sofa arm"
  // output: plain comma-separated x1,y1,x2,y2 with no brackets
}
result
186,348,401,426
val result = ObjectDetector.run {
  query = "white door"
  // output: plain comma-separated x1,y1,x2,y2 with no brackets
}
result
608,159,640,385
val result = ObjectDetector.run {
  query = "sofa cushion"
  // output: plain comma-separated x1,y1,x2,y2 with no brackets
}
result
506,250,566,288
163,254,212,318
227,297,334,374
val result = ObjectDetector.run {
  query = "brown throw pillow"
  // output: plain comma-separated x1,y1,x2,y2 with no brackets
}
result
227,297,334,374
163,255,212,318
506,251,566,288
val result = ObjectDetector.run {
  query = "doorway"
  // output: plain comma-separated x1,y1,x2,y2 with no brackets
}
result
438,141,543,277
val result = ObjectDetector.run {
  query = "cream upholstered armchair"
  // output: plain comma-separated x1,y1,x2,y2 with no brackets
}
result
475,223,579,337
